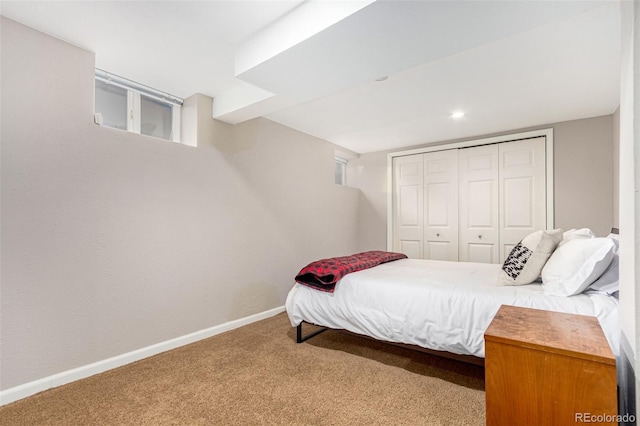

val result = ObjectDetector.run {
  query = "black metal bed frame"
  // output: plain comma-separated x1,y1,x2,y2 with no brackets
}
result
295,320,485,366
296,321,328,343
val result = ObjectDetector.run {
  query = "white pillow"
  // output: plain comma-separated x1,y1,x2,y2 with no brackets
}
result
542,238,615,297
558,228,594,247
498,229,563,286
586,253,619,295
606,232,619,254
586,233,620,296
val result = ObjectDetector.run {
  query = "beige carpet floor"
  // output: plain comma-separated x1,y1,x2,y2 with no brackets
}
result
0,312,486,425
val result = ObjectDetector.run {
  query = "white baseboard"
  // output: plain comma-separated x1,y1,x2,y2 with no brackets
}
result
0,305,285,406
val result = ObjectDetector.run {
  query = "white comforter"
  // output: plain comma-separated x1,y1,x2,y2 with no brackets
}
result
286,258,619,358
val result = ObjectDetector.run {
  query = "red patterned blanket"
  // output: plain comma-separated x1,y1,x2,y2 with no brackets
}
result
295,250,408,293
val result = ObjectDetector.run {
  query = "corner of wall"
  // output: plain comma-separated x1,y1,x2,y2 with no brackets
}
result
181,94,200,147
181,93,233,148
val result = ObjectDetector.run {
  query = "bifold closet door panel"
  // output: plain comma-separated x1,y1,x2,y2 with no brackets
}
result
499,137,547,262
392,154,424,259
423,149,459,261
459,144,500,264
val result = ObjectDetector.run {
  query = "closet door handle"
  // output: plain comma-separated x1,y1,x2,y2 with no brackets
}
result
436,233,440,237
478,235,482,240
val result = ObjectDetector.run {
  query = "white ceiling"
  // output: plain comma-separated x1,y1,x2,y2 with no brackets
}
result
1,1,621,154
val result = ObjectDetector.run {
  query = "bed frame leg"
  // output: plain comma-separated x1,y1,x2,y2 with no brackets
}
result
296,322,328,343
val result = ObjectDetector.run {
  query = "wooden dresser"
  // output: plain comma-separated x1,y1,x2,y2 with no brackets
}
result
484,305,617,425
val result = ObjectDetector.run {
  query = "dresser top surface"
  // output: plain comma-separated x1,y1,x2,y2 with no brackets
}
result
484,305,615,365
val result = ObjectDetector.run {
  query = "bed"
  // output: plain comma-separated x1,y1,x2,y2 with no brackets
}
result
286,248,620,361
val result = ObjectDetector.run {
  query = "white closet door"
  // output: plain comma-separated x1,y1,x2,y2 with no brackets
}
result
392,154,424,259
459,144,500,263
499,137,546,262
423,149,459,261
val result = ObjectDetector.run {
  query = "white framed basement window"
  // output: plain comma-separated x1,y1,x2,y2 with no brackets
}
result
335,156,347,185
94,68,183,143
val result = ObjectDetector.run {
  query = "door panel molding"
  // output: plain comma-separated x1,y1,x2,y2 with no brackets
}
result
423,149,459,261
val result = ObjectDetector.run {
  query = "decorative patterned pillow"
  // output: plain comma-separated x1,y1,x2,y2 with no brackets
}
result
497,229,563,286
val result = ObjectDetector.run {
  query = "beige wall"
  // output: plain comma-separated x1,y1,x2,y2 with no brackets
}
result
346,151,389,252
1,18,359,390
349,115,616,252
553,115,614,235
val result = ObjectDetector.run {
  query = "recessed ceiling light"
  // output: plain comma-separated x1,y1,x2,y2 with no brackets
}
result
451,111,465,119
374,76,388,82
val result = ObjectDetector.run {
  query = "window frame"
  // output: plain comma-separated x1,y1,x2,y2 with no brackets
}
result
95,69,182,143
335,156,347,186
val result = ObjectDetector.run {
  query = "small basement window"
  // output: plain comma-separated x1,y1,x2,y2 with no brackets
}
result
335,157,347,185
94,69,183,143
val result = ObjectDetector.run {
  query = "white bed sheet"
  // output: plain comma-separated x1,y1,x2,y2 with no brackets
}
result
286,258,620,358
